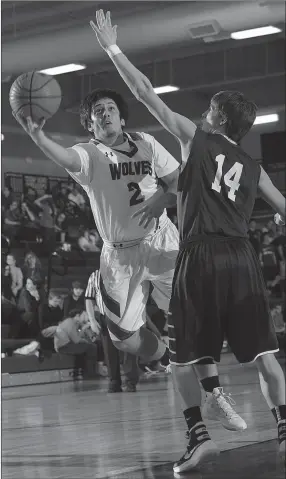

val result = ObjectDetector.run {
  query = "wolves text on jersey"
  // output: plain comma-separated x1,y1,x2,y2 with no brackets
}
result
109,160,153,180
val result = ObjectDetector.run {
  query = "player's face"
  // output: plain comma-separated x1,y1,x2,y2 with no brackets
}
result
90,98,124,142
201,100,222,133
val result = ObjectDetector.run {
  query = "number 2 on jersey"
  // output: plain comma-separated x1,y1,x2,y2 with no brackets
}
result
211,154,243,202
127,182,144,206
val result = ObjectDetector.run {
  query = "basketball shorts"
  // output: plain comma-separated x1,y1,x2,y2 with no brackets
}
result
168,236,279,365
100,218,179,341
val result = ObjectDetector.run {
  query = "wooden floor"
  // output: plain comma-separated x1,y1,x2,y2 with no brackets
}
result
2,353,285,479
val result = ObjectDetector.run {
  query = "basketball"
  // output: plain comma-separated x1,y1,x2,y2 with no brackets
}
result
9,71,62,122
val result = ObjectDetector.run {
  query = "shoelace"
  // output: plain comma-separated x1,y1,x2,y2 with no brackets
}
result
215,388,240,418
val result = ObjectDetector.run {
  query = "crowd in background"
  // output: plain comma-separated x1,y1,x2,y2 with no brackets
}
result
1,180,286,375
2,181,102,255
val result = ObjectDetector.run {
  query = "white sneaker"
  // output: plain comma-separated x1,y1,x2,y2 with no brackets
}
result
14,341,40,356
202,387,247,431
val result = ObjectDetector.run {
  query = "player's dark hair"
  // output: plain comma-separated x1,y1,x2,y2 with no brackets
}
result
212,91,257,143
79,89,129,132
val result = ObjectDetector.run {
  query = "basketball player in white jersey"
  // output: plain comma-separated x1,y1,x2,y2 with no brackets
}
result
13,88,179,366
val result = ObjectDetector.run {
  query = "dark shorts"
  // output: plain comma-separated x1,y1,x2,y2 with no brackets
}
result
168,236,279,364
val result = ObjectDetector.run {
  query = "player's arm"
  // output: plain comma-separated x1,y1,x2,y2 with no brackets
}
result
13,113,81,172
258,167,286,222
90,10,197,146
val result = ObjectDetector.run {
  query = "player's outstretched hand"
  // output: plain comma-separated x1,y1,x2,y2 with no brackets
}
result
13,112,46,144
90,10,117,50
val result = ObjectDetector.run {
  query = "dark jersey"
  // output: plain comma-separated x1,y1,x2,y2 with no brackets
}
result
177,128,261,242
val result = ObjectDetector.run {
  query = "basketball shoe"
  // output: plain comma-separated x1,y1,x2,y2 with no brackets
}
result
173,422,219,473
202,387,247,431
278,419,286,460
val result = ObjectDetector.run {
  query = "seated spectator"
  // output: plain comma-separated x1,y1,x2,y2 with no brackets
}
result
34,194,56,253
1,287,23,339
63,281,85,317
38,291,64,356
78,229,101,253
53,184,69,211
55,212,68,243
68,185,86,210
272,225,286,278
18,278,42,338
1,186,14,212
266,219,277,238
260,232,280,288
12,290,63,358
3,201,22,244
23,251,45,287
54,309,98,379
40,290,63,330
22,186,41,216
4,254,23,300
248,219,261,256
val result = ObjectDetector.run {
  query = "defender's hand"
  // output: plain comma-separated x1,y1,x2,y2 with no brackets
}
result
13,112,46,144
90,10,118,50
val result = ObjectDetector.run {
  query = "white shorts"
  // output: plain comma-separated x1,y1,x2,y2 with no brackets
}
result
100,218,179,341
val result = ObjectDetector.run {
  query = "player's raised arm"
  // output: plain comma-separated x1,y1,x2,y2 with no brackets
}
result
90,10,197,145
13,113,81,172
258,166,286,222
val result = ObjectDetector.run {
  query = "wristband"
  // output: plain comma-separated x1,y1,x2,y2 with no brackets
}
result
106,45,122,58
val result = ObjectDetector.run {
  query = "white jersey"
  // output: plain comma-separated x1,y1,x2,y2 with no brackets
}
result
66,132,179,243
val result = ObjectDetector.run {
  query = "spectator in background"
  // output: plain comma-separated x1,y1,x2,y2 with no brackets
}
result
12,290,63,359
55,212,67,243
63,281,85,317
248,219,261,256
68,185,86,210
1,285,23,339
18,277,42,338
3,201,22,244
78,229,101,253
260,232,280,288
39,291,64,356
54,184,69,212
22,186,41,216
1,186,14,212
34,194,56,253
266,219,277,238
23,251,45,288
5,254,23,300
54,309,98,379
272,225,286,273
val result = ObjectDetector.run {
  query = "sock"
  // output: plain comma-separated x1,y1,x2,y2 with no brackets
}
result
184,406,203,432
201,376,220,393
271,405,286,423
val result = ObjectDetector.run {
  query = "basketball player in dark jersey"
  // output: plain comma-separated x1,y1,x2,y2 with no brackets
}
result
93,10,286,473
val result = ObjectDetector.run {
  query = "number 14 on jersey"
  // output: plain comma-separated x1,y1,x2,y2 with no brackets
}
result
211,154,243,202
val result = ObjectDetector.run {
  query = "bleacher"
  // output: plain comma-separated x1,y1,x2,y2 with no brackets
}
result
2,248,101,387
